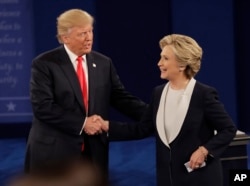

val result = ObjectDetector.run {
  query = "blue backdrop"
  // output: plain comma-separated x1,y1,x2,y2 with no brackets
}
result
0,0,34,123
0,0,242,129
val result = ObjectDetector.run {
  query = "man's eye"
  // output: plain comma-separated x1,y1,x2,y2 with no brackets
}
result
78,33,86,37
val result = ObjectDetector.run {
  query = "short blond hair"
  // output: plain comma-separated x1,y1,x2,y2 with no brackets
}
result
56,9,94,43
159,34,202,79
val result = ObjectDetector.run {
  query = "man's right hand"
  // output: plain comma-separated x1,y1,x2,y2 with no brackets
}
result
84,115,103,135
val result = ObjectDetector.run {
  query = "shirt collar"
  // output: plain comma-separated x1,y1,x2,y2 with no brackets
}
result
64,44,86,63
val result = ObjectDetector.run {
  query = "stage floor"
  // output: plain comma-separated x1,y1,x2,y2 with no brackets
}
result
0,137,249,186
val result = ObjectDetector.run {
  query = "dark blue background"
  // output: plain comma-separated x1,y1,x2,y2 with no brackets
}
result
0,0,34,123
2,0,249,132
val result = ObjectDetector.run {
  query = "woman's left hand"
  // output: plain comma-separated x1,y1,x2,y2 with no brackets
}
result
189,146,208,169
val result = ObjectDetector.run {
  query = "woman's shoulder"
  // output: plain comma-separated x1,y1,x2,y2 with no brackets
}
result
154,83,167,92
195,80,217,92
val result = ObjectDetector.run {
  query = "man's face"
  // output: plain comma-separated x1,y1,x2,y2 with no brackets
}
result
63,24,93,56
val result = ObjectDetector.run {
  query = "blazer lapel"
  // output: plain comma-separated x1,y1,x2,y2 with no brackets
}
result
156,79,196,147
86,53,97,115
168,78,196,142
57,47,85,112
174,81,199,139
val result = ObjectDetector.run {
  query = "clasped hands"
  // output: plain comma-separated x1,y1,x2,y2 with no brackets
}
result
83,115,109,135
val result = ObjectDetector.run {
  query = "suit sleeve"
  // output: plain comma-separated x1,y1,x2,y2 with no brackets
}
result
202,87,237,158
109,61,148,121
30,59,84,135
108,90,156,141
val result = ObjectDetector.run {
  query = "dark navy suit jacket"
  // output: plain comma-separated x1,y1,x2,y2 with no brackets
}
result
109,81,237,186
25,46,146,173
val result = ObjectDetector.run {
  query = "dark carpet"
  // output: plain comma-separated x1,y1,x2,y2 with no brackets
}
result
0,136,249,186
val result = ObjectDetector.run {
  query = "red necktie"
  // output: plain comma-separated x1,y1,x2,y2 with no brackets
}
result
76,56,88,152
76,56,88,112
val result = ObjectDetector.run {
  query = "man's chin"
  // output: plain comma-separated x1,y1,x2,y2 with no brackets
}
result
84,48,92,54
85,48,92,53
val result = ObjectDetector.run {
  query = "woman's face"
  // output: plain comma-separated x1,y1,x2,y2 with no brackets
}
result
157,45,181,81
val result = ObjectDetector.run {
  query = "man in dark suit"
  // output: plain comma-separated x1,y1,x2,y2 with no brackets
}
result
24,9,147,177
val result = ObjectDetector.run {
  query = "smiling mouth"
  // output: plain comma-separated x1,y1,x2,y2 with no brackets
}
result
160,69,167,72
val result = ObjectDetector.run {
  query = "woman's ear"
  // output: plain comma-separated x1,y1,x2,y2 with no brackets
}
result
179,66,186,72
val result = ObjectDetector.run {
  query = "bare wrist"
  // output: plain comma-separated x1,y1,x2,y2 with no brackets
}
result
103,121,109,132
199,146,208,159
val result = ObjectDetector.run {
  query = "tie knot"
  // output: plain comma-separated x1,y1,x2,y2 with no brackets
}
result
77,56,83,63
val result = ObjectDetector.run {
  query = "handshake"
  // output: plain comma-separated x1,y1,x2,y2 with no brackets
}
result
83,115,109,135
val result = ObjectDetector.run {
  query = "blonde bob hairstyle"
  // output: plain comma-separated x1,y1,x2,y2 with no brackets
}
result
56,9,94,44
159,34,203,79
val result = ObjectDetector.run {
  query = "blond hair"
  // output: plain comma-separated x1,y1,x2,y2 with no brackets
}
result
159,34,202,78
56,9,94,43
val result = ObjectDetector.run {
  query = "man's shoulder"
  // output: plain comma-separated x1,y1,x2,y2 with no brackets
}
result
88,51,111,61
34,46,64,61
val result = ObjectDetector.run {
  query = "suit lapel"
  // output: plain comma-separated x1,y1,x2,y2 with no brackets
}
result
178,82,199,133
57,46,85,112
86,53,97,115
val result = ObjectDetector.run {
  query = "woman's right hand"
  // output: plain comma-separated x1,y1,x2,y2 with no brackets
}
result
101,120,109,132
